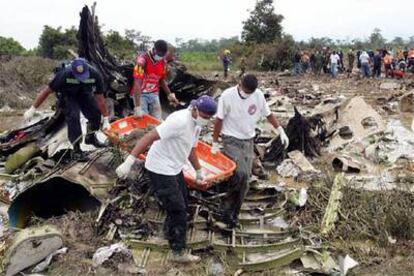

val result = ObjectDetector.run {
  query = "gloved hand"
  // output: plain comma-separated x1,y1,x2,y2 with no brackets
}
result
102,116,111,130
211,142,220,155
134,106,143,118
24,106,37,120
277,126,289,149
116,155,136,179
195,169,204,182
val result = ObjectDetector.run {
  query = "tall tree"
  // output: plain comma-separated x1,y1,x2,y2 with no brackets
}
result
242,0,284,44
38,25,77,59
368,28,386,50
104,30,135,59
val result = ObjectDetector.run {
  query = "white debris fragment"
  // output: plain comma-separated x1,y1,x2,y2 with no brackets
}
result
338,255,359,275
268,217,289,229
31,247,68,273
277,159,300,178
298,188,308,207
92,242,130,267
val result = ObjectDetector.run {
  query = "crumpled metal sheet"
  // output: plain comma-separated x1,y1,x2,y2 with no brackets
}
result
328,97,385,150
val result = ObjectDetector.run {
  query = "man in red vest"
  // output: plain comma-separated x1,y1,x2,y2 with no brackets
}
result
131,40,179,120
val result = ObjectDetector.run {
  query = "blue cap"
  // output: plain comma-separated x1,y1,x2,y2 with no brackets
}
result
71,58,90,82
191,95,217,115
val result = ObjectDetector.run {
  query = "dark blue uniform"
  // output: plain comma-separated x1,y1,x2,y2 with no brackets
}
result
49,66,103,145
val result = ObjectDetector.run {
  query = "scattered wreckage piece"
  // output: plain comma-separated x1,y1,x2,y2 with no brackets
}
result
287,150,318,173
4,143,41,174
263,107,323,167
7,149,118,228
212,238,302,254
4,225,63,276
320,174,345,236
365,120,414,164
332,154,363,173
0,111,64,157
379,81,402,91
327,97,385,150
239,247,305,272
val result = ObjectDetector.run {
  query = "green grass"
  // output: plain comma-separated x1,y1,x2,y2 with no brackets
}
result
179,51,224,72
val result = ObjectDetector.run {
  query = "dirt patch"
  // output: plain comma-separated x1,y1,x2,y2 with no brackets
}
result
29,211,103,275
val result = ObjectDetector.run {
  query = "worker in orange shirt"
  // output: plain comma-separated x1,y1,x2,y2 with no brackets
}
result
408,48,414,71
383,52,394,78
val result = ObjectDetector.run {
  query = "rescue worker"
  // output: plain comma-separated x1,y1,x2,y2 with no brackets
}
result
359,51,371,78
24,57,110,159
372,50,382,79
408,48,414,71
347,49,355,76
221,49,231,78
116,95,217,263
131,40,179,120
211,74,289,227
383,52,394,78
329,51,340,78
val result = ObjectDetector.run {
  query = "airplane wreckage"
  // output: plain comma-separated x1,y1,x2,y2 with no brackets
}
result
4,4,413,276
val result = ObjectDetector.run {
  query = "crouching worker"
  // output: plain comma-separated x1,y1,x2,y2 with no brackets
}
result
212,74,289,228
23,58,110,159
116,95,217,263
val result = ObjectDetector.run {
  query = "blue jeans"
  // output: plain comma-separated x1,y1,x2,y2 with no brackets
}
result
293,62,302,75
361,63,370,78
330,63,338,78
141,92,162,120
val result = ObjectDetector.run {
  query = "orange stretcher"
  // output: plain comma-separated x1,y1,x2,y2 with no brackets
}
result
104,115,236,191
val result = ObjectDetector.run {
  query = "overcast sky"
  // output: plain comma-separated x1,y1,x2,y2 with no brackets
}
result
0,0,411,49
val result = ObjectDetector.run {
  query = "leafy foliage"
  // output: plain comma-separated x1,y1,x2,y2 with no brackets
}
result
176,37,240,52
38,25,77,59
0,36,26,55
104,30,136,60
241,0,284,44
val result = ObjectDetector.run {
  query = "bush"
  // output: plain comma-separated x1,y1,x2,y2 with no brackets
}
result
0,36,26,56
236,35,296,71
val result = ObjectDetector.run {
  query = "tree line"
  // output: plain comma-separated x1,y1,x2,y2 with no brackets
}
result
1,0,413,70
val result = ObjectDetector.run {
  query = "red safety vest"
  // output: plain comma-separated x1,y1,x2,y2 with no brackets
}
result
132,51,166,94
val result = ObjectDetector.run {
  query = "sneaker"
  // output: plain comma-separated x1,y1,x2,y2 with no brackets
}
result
170,251,201,263
84,133,107,148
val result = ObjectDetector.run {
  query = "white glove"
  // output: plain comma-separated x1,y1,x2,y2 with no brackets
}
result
411,118,414,132
134,106,143,118
196,169,204,182
24,106,36,120
277,126,289,149
211,142,220,155
102,116,111,130
116,155,136,179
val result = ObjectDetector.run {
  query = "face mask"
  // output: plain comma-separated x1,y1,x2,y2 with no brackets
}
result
239,89,252,99
154,54,163,61
195,116,209,127
193,109,210,127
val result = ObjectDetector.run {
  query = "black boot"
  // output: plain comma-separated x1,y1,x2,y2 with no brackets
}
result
71,143,89,162
84,133,107,148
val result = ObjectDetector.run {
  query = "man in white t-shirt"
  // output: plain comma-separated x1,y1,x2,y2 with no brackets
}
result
359,51,371,78
211,74,289,227
115,95,217,263
329,51,340,78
